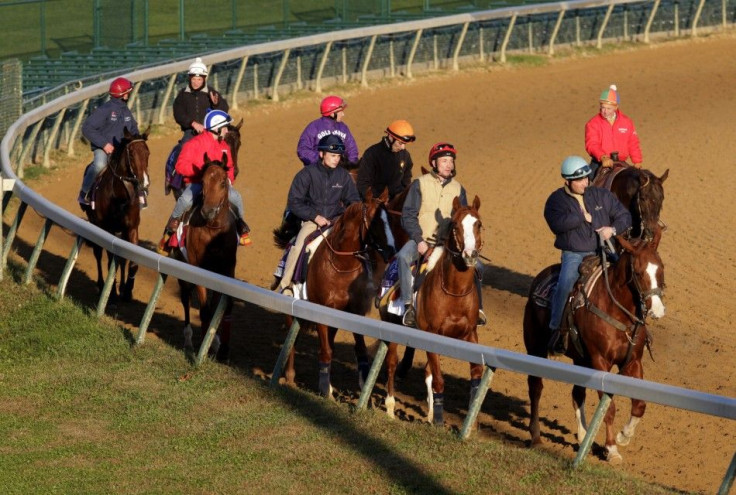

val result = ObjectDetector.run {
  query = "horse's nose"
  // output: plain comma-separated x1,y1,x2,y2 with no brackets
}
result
648,296,666,319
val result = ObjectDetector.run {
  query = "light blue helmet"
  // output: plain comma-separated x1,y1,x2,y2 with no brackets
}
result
204,109,231,131
560,156,592,180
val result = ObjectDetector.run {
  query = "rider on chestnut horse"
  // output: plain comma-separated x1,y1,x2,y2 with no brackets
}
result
157,109,250,255
356,119,416,201
398,142,487,328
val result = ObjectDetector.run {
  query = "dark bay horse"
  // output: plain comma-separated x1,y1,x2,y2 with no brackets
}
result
283,188,395,397
594,163,668,240
523,226,665,463
174,154,238,361
84,127,150,302
384,196,483,424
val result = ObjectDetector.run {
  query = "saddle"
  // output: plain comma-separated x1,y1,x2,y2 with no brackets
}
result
164,142,184,195
273,227,330,300
592,162,629,189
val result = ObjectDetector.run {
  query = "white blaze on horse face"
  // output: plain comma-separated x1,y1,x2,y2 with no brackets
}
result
379,209,395,250
646,262,665,318
461,214,478,257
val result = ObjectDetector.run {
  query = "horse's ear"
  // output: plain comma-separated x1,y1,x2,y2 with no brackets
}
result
123,127,132,139
142,125,151,140
660,169,669,183
221,151,228,167
234,118,243,131
618,234,635,254
421,166,430,175
379,187,389,204
203,152,211,164
452,196,462,213
472,195,480,212
650,225,662,251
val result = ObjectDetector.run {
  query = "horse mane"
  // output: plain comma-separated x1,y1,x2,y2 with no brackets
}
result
328,201,363,246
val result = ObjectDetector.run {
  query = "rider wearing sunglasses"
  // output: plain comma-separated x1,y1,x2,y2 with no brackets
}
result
356,120,416,201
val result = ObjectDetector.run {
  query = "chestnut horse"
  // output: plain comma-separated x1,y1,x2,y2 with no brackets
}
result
523,226,665,463
594,163,668,240
283,188,395,397
174,154,238,361
83,127,150,302
385,196,483,424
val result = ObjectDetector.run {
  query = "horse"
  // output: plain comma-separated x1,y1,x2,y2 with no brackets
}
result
523,226,665,463
173,153,238,361
593,163,668,240
83,127,150,302
282,188,395,397
166,119,242,200
384,195,483,424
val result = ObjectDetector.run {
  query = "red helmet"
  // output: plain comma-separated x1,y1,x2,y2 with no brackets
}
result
320,95,346,117
428,142,457,167
109,77,133,98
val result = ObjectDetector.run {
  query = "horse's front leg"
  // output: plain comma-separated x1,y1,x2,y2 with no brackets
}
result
353,333,369,390
179,281,193,350
616,358,646,447
590,356,622,464
384,342,399,419
572,384,588,443
106,250,119,301
316,323,334,398
425,351,445,425
92,245,104,294
120,228,139,302
467,361,484,431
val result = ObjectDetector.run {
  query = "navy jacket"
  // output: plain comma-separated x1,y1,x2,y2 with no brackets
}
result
287,163,360,222
544,185,631,252
82,98,139,151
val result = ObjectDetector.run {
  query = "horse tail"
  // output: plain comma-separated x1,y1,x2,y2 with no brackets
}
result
272,225,291,250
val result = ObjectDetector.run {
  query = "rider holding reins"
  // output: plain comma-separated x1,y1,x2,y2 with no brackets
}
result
156,109,250,255
585,84,643,178
398,142,486,328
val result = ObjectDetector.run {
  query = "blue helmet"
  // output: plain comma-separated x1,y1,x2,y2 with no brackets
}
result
560,156,592,180
317,134,345,155
204,109,231,131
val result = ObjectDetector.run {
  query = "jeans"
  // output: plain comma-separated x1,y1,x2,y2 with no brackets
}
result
171,182,244,219
548,250,594,331
81,148,109,193
397,240,419,306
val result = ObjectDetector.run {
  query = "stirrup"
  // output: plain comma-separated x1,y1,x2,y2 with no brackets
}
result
239,232,252,247
156,233,172,256
548,329,567,355
477,309,487,327
402,306,416,327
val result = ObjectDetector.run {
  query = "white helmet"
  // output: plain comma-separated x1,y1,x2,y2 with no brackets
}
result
188,57,208,77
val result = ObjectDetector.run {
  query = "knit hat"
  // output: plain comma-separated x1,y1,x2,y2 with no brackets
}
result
600,84,619,105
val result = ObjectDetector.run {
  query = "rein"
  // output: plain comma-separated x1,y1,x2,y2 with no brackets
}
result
321,203,372,273
109,139,146,186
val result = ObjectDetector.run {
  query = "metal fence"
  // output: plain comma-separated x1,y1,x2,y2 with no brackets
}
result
1,1,735,492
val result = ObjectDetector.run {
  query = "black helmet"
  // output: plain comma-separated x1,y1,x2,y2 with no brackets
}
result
317,134,346,155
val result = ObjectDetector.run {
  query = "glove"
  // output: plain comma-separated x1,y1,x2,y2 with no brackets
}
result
601,156,614,168
633,162,642,169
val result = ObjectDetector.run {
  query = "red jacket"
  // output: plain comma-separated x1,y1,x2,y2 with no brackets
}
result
584,110,642,164
175,132,234,184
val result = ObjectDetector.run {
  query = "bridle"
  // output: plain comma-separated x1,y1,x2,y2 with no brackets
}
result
438,210,482,297
200,165,229,228
109,138,147,187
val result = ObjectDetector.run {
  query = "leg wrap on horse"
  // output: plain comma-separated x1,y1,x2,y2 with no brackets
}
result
318,362,331,397
432,393,444,425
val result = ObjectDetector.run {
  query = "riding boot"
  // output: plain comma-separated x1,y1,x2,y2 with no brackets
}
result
77,189,90,207
156,217,180,255
547,327,568,356
236,218,252,246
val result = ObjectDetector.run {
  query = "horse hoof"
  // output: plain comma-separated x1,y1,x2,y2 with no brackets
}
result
606,446,623,465
616,431,633,446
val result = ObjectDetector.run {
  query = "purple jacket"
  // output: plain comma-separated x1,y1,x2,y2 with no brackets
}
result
296,117,359,166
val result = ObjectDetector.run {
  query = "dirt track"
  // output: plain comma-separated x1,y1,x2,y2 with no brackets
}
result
17,33,736,493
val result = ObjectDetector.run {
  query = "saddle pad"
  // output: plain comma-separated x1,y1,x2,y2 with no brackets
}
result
532,269,558,308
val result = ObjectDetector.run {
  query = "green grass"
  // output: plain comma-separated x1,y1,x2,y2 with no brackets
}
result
0,276,685,494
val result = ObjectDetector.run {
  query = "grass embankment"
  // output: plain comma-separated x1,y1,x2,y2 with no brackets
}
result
0,267,683,494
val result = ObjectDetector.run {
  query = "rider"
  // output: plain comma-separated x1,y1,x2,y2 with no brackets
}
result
276,134,360,295
398,142,486,328
585,84,643,178
544,155,632,355
166,58,229,193
78,77,141,207
356,120,415,201
156,109,250,255
296,95,359,167
173,57,229,145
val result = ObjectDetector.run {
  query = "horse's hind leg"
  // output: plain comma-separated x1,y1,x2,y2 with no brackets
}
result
396,346,416,379
353,333,369,390
425,351,445,425
179,282,194,351
316,324,334,398
527,375,544,445
92,245,104,294
120,260,138,303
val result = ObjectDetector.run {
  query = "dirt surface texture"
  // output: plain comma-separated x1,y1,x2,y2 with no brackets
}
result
20,33,736,494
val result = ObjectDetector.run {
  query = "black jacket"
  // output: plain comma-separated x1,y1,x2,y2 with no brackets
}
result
356,137,413,200
172,85,229,133
544,185,631,252
287,163,360,222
